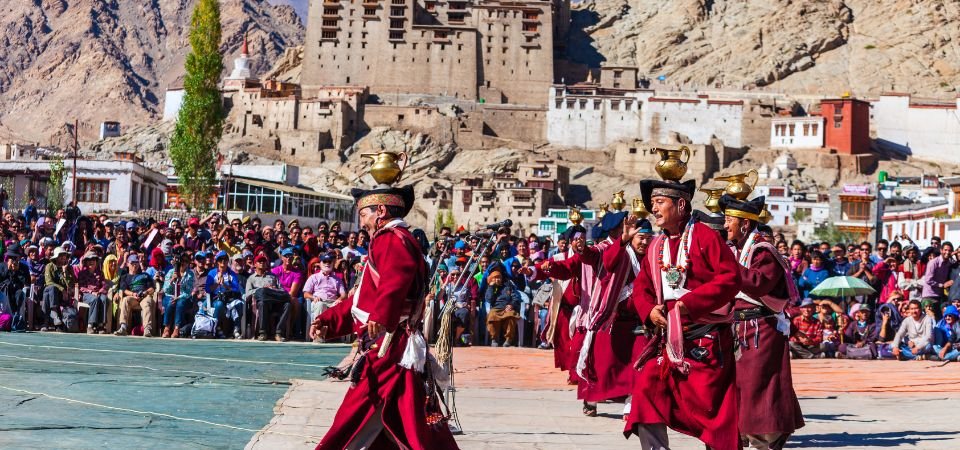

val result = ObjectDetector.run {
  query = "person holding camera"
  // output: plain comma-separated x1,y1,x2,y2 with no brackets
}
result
205,251,244,339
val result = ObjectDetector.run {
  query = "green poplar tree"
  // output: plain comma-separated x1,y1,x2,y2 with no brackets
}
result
169,0,224,212
46,156,66,213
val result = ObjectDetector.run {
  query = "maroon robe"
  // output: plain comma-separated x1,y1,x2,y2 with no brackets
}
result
532,250,600,383
735,246,805,437
313,225,459,450
624,221,742,450
575,237,645,402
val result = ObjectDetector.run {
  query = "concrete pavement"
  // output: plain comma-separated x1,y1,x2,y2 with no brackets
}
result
247,347,960,449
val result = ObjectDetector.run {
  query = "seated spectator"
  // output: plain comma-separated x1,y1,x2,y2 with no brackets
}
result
205,251,244,339
441,265,479,346
818,302,840,358
42,247,76,332
933,305,960,362
273,247,305,339
790,298,823,359
161,252,197,338
248,254,291,342
892,299,936,360
0,246,30,330
485,264,521,347
839,305,878,359
303,252,346,342
77,251,109,334
114,254,157,337
799,251,831,299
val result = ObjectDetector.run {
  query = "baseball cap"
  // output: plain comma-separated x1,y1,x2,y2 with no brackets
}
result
254,254,270,264
188,217,200,228
125,221,136,231
281,248,295,257
800,298,815,307
193,251,208,261
127,254,140,263
215,250,229,261
320,252,336,263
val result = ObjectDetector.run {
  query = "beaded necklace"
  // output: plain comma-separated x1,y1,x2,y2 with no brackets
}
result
659,219,694,288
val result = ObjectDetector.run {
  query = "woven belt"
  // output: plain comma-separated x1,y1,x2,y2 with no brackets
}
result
734,307,776,322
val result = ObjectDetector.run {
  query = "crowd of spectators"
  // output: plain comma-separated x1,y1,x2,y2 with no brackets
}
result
777,234,960,361
2,201,959,361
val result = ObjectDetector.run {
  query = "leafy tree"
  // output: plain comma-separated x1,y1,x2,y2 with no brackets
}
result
444,210,456,230
813,223,857,245
46,156,66,213
169,0,224,212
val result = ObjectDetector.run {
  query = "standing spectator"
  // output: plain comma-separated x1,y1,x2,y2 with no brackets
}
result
900,245,924,300
830,245,851,276
799,251,831,299
788,240,809,279
23,197,38,226
789,299,823,359
848,242,880,306
114,254,156,337
892,299,936,360
930,236,942,250
934,305,960,361
872,239,889,264
921,248,952,304
77,252,109,334
889,241,904,261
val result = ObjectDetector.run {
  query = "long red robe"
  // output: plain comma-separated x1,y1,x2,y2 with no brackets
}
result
532,250,599,384
735,246,805,437
575,236,645,402
313,225,459,450
624,222,742,450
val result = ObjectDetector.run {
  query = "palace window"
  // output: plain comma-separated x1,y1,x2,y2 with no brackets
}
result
841,201,870,221
76,179,109,203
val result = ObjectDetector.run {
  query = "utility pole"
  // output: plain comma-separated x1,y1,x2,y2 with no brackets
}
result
72,119,78,205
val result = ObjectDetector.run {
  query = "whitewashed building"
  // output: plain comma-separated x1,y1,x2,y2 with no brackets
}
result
536,208,598,242
770,116,824,149
753,182,795,227
0,153,167,213
874,93,960,163
546,85,745,149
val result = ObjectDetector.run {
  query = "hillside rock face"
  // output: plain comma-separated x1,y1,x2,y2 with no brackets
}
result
576,0,960,96
0,0,304,144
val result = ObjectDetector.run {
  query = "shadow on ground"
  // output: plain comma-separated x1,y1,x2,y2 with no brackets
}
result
791,431,956,448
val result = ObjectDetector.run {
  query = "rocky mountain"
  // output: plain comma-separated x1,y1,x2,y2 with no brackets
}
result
0,0,304,145
268,0,308,19
575,0,960,97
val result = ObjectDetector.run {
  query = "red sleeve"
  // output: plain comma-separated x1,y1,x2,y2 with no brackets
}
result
538,254,582,281
367,232,421,332
601,236,626,271
739,247,783,298
315,297,356,339
632,259,658,325
679,223,742,321
579,243,602,267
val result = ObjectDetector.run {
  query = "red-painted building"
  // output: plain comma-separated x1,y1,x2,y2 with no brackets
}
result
821,97,871,155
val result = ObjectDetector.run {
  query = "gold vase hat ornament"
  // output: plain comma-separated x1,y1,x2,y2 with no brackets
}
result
361,151,409,185
759,207,772,225
654,146,691,182
597,203,609,219
631,197,649,219
611,191,626,211
699,187,726,214
716,168,758,201
569,207,584,225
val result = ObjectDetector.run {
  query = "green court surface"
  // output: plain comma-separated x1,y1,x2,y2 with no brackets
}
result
0,333,351,449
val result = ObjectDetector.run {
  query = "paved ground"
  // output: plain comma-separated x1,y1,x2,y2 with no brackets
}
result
249,347,960,450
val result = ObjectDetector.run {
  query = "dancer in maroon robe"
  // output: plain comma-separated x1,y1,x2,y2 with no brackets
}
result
534,225,587,373
625,178,742,450
311,183,459,450
720,194,804,450
525,225,603,415
566,212,652,415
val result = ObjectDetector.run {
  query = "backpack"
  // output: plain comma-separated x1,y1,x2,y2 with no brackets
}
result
191,312,217,338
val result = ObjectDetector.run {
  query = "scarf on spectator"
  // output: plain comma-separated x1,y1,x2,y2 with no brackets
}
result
150,248,166,272
936,306,960,344
102,254,118,282
876,303,903,331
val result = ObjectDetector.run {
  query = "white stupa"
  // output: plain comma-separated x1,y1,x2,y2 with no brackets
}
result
224,34,257,90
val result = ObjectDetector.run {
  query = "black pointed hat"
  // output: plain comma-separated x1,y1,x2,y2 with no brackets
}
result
718,194,765,222
639,179,697,212
351,185,416,218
